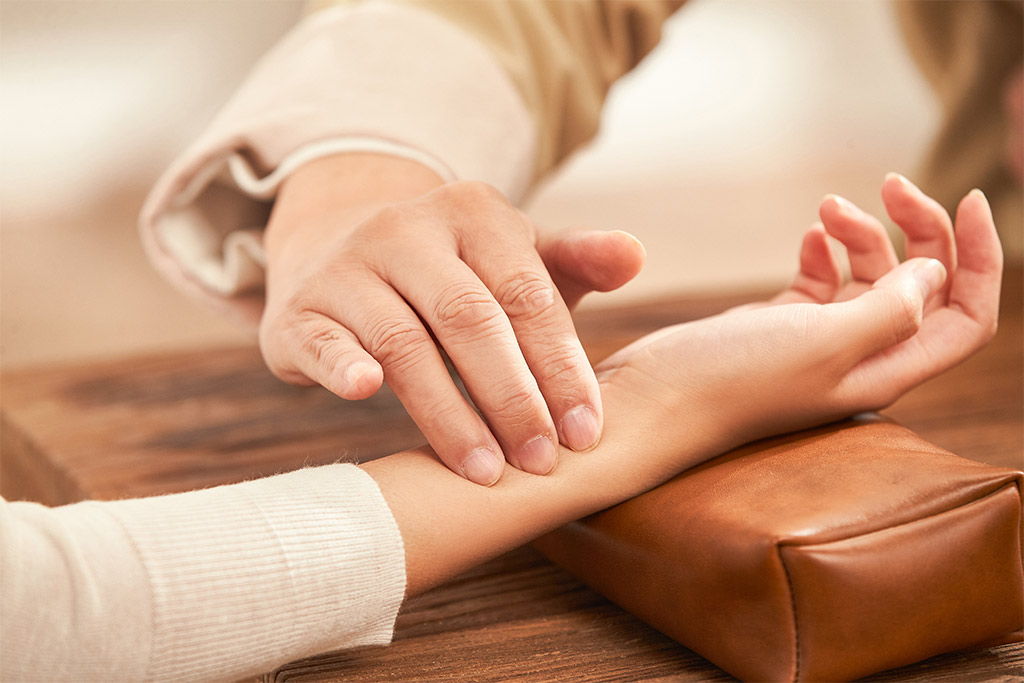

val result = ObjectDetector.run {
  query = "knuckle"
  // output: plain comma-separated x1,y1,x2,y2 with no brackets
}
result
432,286,505,336
481,377,546,429
432,181,522,231
445,180,505,207
301,324,346,370
532,344,587,389
493,272,556,320
364,318,433,371
261,304,363,394
429,181,538,243
352,207,413,247
409,394,460,436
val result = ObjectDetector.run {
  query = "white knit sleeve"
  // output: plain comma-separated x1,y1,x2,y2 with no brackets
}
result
139,1,537,328
0,464,407,682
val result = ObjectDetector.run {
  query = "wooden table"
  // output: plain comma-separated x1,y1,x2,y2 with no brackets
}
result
2,265,1022,682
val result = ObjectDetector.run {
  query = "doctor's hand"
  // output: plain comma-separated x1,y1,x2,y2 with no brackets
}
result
260,154,645,485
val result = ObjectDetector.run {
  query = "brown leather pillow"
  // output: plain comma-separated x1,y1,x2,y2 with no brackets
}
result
534,416,1023,682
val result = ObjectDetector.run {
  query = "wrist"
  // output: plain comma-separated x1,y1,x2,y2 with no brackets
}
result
364,379,740,596
588,380,737,501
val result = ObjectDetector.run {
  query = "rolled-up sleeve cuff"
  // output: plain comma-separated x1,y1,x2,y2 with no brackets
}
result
139,1,537,328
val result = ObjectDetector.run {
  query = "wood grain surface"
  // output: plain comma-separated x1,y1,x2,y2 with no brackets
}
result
1,265,1021,682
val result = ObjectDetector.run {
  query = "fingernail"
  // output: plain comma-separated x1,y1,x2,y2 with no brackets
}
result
969,188,987,200
517,435,558,475
886,172,909,187
913,258,946,296
460,448,503,486
560,405,601,451
825,194,855,214
612,230,647,254
887,172,925,197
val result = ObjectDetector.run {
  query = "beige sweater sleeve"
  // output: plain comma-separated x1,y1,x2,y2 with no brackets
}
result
141,0,682,326
0,464,406,682
140,1,537,327
359,0,686,179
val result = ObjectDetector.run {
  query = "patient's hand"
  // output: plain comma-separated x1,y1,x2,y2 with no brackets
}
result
594,176,1001,486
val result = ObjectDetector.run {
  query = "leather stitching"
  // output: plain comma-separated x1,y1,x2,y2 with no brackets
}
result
778,544,801,682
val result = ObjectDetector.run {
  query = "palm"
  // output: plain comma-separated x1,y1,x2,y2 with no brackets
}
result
596,176,1002,452
735,178,1000,396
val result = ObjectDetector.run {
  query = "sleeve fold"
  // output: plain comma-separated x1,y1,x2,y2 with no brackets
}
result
140,0,538,326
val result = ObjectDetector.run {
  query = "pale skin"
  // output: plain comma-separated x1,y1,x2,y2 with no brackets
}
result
360,176,1002,597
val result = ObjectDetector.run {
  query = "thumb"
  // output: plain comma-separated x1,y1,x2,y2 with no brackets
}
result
840,257,947,358
537,229,646,310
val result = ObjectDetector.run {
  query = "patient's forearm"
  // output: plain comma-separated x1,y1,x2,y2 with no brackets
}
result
361,448,636,598
361,388,728,597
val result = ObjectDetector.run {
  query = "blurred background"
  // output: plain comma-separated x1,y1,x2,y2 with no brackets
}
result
0,0,945,369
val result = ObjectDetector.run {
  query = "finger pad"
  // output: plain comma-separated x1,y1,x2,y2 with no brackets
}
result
576,232,646,291
955,193,1004,273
